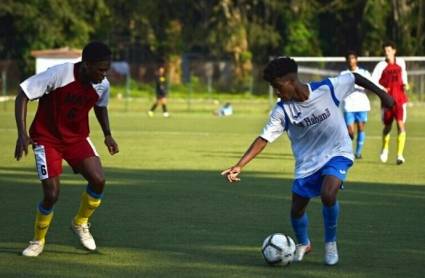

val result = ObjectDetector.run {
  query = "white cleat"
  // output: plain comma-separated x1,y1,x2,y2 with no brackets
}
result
293,242,312,262
396,155,405,165
163,112,170,117
22,240,45,257
71,222,96,251
380,150,388,163
324,241,339,266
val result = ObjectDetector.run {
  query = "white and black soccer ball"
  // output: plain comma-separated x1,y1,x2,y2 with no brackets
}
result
261,233,296,266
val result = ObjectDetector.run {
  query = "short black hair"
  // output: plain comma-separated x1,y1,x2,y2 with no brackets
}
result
82,41,112,62
383,40,396,49
263,57,298,83
345,50,358,59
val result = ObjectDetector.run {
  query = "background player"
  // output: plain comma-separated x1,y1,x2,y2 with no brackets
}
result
372,41,408,164
148,63,169,117
221,57,393,265
340,51,371,159
15,41,119,257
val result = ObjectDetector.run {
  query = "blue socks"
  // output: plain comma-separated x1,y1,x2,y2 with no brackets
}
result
355,131,365,157
322,202,340,243
291,213,309,245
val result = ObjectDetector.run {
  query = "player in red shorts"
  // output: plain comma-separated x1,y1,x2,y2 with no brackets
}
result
14,42,119,256
372,41,408,165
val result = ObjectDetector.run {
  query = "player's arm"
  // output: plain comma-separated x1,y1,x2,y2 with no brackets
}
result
14,89,32,160
94,106,119,155
352,72,394,108
221,137,268,183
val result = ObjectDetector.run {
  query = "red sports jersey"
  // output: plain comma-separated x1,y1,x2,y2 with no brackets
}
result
372,59,408,104
20,62,110,145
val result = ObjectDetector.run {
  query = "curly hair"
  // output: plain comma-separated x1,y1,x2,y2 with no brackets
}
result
82,41,112,62
263,57,298,83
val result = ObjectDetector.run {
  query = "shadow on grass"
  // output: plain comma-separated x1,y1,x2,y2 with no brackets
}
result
0,166,424,277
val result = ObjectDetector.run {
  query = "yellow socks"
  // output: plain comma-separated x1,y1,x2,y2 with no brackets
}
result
397,132,406,157
34,204,54,243
73,189,102,226
382,134,390,152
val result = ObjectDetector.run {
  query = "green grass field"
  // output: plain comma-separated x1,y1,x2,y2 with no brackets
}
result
0,98,424,277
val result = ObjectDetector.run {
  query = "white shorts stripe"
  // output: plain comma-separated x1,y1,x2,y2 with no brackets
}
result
33,145,49,180
86,137,99,157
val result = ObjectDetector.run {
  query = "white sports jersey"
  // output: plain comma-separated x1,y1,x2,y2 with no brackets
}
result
260,73,355,179
340,67,371,112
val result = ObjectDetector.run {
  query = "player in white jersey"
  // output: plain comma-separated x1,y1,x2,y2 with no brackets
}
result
340,51,371,159
221,57,393,266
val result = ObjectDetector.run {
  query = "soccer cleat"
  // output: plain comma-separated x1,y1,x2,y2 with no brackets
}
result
148,111,154,117
324,241,339,265
293,242,312,262
163,112,170,117
355,154,362,159
396,155,405,165
22,240,45,257
380,149,388,163
71,221,96,251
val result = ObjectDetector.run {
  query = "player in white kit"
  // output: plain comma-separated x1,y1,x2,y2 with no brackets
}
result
340,51,372,159
221,57,393,265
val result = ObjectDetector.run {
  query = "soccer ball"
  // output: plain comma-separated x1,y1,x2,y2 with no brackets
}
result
261,233,296,266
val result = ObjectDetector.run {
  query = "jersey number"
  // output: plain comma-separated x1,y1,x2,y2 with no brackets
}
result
40,165,47,176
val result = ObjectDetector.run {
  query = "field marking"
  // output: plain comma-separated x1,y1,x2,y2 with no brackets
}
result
1,127,425,140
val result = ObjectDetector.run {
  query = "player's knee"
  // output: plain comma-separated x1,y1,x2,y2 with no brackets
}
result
90,175,105,190
44,190,59,206
290,206,305,218
321,193,336,207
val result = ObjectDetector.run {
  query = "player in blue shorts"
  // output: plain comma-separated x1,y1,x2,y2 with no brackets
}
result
341,51,372,159
221,57,393,265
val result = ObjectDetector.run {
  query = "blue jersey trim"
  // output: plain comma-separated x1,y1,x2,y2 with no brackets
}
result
277,100,289,131
309,78,339,106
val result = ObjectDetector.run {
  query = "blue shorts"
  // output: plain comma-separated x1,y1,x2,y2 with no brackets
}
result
292,156,353,199
344,111,368,125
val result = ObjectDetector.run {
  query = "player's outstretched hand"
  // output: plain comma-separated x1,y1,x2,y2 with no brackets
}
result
221,166,242,183
14,134,32,161
104,135,119,155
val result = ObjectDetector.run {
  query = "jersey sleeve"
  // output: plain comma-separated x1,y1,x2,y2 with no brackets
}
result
19,66,60,100
371,61,387,90
94,79,110,107
328,72,355,102
259,104,286,143
398,58,408,85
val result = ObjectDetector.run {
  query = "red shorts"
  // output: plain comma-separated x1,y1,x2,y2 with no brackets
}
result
382,102,407,125
32,138,99,180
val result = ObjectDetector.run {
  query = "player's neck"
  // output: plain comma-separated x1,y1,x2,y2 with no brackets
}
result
294,83,310,102
78,64,91,84
386,57,396,64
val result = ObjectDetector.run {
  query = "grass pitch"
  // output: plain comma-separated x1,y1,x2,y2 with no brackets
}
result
0,99,424,277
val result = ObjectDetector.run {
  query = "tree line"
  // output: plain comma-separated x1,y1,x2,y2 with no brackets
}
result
1,0,424,76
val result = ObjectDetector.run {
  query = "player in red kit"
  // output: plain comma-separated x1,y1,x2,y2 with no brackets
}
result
14,42,119,256
372,41,408,165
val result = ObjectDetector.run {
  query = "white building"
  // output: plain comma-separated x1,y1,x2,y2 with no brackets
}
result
31,47,81,74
